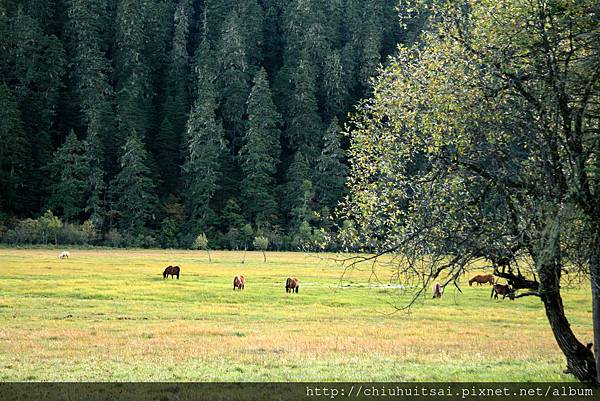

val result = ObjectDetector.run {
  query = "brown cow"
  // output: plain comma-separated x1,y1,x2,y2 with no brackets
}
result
233,275,245,290
163,265,180,279
285,277,299,293
432,282,444,298
469,274,494,286
491,283,514,300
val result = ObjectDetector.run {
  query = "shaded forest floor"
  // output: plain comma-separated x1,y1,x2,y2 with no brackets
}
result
0,249,592,381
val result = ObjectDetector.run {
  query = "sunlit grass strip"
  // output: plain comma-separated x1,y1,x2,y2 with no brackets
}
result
0,248,591,381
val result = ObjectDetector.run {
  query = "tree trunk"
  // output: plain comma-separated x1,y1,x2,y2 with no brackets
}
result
592,271,600,385
590,227,600,384
207,249,211,263
540,276,597,383
533,208,597,383
262,250,266,263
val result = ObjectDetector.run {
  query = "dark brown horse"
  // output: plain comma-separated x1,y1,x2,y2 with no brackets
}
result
491,283,513,300
233,275,245,290
469,274,494,286
432,282,443,298
285,277,299,293
163,265,180,279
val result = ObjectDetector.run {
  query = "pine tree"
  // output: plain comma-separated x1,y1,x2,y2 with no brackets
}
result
109,130,158,235
321,49,348,122
240,68,282,227
190,38,216,111
83,130,106,229
358,19,383,88
66,0,115,179
143,0,172,89
285,52,323,163
183,50,227,231
0,9,66,213
22,0,56,31
282,0,330,65
276,0,329,122
282,152,314,229
214,1,264,154
114,0,153,147
154,117,180,194
261,1,283,75
47,130,89,222
201,0,235,42
0,84,31,214
314,118,347,209
166,0,191,134
238,1,264,68
156,0,192,191
324,0,344,48
219,198,245,234
345,0,384,90
217,8,251,153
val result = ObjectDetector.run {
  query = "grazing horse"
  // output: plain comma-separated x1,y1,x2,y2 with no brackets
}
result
58,251,70,259
163,265,180,279
469,274,494,286
432,282,444,298
491,283,513,300
285,277,299,293
233,275,245,290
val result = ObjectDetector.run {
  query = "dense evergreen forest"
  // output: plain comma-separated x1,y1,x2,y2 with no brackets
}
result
0,0,419,249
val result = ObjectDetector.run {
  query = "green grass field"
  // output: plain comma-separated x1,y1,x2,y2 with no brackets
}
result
0,248,593,381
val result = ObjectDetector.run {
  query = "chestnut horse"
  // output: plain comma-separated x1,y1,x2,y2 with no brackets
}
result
285,277,299,293
163,265,180,279
469,274,494,286
491,283,513,300
233,275,245,290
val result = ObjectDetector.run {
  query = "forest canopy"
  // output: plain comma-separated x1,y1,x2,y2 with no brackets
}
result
0,0,419,249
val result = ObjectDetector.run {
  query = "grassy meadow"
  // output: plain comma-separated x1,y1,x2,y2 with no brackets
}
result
0,248,593,381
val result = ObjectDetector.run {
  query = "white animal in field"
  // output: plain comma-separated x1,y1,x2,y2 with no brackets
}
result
58,251,70,259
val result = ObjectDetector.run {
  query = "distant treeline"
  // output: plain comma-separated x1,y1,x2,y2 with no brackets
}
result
0,0,421,249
